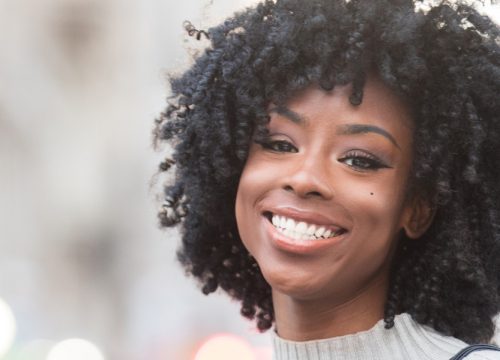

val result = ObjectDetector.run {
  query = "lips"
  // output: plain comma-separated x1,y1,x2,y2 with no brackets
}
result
263,211,346,236
261,206,348,233
261,206,349,254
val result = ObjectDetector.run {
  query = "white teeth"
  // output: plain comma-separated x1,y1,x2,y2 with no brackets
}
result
314,227,326,237
295,222,308,233
269,214,343,240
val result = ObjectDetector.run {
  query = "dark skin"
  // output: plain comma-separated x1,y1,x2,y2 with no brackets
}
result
235,75,434,341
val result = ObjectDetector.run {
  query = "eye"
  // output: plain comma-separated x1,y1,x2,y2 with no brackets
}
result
339,150,390,171
256,138,298,153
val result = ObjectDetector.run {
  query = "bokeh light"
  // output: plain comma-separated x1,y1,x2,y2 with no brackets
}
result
16,339,54,359
254,346,273,360
46,338,105,360
0,297,17,357
194,334,256,360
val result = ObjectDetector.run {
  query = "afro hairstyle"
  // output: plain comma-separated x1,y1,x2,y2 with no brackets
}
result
154,0,500,344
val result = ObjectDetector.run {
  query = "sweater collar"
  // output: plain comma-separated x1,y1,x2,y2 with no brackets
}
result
271,313,468,360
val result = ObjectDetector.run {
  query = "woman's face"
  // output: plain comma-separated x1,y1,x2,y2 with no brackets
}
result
234,76,416,304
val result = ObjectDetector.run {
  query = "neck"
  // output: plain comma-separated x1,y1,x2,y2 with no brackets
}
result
272,269,389,341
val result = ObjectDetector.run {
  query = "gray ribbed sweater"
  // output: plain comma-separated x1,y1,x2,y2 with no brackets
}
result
272,313,500,360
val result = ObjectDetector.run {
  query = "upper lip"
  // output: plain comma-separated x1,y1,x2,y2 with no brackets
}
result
262,206,347,232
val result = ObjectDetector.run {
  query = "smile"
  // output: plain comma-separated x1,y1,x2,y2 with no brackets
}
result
267,213,346,241
263,211,347,254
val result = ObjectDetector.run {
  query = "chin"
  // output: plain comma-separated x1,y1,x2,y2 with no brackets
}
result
260,264,328,300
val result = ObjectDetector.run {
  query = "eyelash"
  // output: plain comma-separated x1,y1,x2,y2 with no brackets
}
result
259,139,298,153
339,150,389,171
257,138,389,171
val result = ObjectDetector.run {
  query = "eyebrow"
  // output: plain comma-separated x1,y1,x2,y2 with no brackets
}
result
269,106,400,149
269,106,307,125
336,124,401,149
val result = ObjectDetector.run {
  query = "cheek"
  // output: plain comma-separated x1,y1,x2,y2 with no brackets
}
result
236,150,276,207
234,180,252,254
340,175,408,238
335,178,408,280
234,153,271,249
235,171,251,235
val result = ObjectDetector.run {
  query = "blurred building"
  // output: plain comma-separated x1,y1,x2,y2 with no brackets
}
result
0,0,269,359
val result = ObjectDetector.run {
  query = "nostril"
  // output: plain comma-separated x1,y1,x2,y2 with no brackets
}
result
284,185,323,198
282,182,331,199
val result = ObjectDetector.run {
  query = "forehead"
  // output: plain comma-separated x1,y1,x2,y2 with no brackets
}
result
271,75,414,145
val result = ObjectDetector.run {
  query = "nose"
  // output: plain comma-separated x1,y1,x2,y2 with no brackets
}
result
281,155,334,200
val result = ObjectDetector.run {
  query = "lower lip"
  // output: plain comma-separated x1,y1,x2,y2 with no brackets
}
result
263,216,348,255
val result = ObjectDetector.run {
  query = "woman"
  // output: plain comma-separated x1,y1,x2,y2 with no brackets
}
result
154,0,500,358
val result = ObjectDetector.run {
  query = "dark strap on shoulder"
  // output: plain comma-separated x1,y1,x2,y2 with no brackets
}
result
450,344,500,360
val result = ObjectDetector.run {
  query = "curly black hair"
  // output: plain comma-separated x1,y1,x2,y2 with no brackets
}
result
153,0,500,344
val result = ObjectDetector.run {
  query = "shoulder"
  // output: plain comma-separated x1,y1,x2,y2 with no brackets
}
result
460,348,500,360
394,314,500,360
463,351,500,360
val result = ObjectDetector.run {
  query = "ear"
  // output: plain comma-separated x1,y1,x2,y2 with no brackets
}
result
401,196,436,239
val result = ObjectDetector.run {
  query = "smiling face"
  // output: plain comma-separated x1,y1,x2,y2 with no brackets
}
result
235,76,418,312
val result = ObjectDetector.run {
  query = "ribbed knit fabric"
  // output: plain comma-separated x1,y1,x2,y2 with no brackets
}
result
272,313,500,360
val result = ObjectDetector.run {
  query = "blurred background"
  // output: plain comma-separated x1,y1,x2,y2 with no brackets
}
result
0,0,498,359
